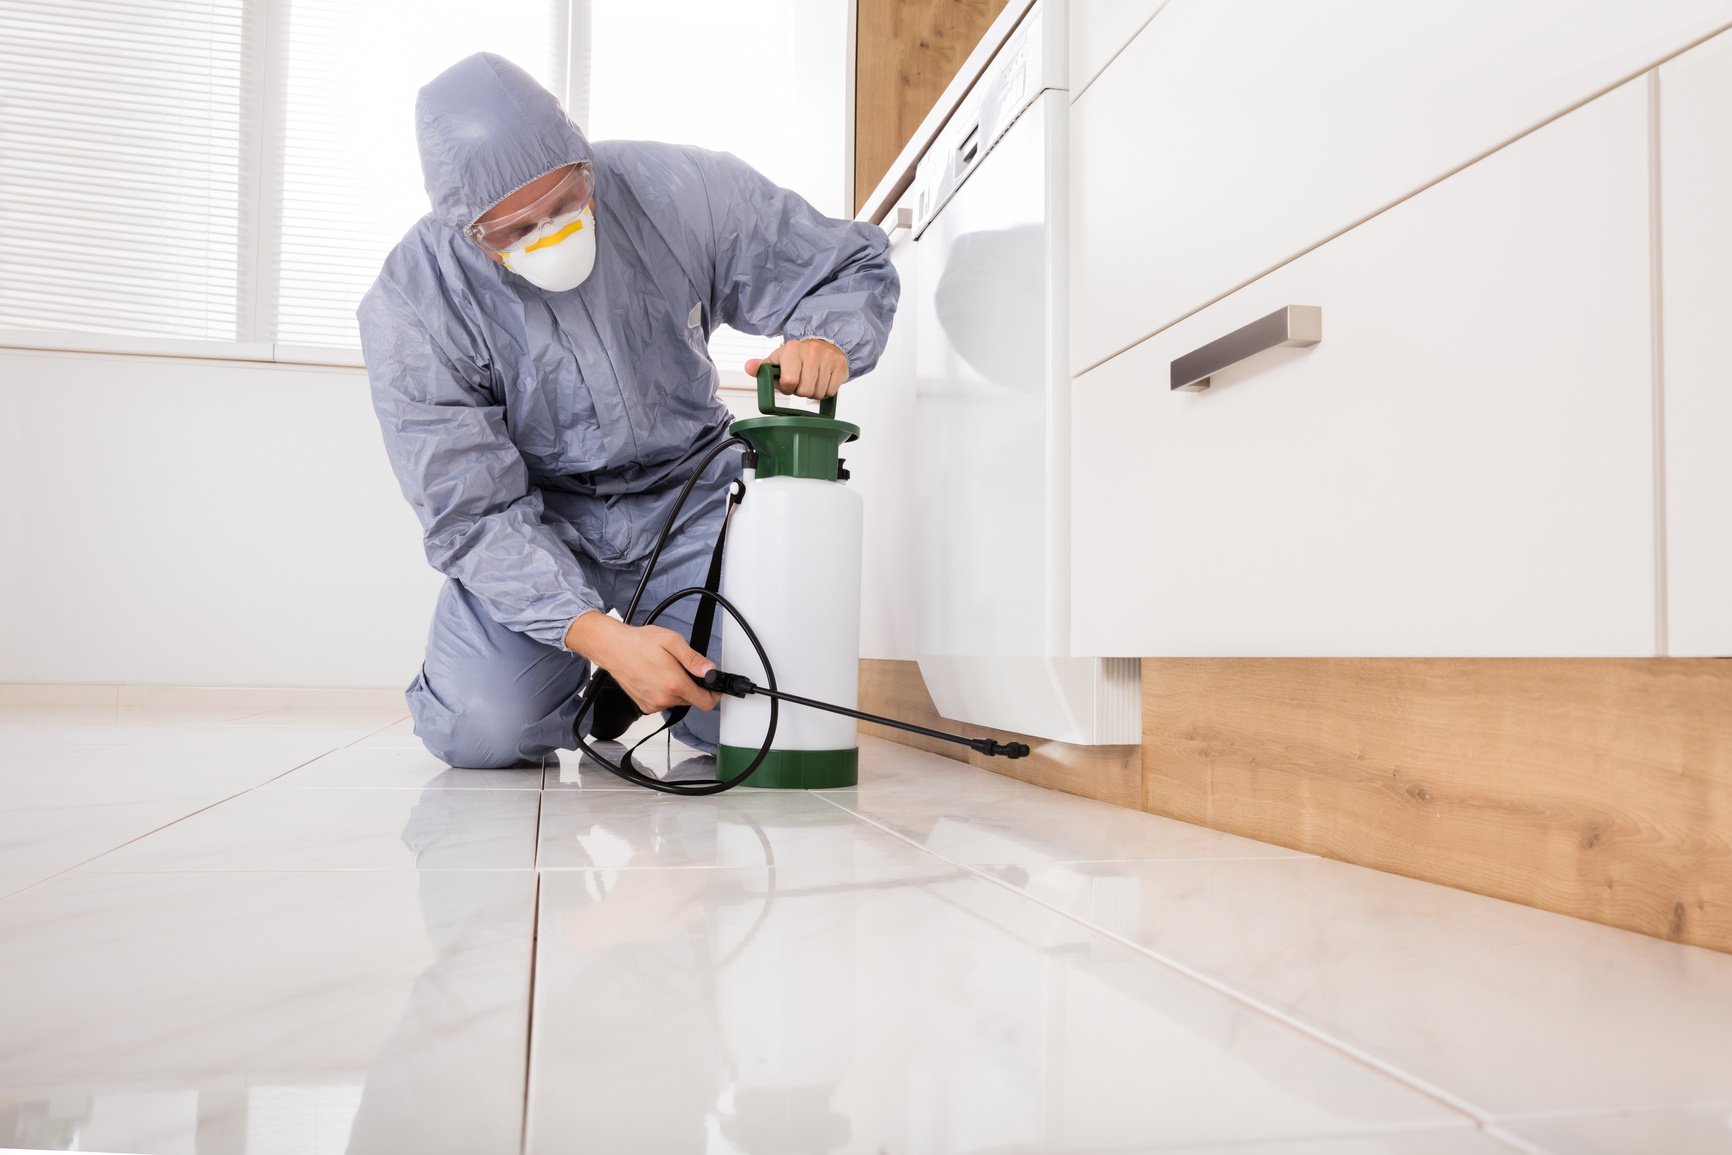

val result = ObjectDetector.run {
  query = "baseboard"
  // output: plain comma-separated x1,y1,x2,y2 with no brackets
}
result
1144,658,1732,955
0,683,407,710
860,656,1732,955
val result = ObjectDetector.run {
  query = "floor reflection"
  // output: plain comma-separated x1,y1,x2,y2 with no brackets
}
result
342,788,537,1153
0,806,534,1154
528,786,970,1153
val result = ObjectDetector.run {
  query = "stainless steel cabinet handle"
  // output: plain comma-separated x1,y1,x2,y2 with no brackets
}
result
1170,305,1323,392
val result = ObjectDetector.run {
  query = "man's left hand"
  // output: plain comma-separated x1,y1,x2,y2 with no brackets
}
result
745,338,849,401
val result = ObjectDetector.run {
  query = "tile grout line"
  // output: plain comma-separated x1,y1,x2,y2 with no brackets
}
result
807,789,1493,1128
0,741,348,899
0,711,406,901
342,713,413,748
519,757,548,1155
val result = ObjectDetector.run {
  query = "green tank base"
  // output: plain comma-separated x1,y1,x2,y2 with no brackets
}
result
716,745,859,790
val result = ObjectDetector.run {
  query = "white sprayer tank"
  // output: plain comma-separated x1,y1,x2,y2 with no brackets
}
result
717,368,863,789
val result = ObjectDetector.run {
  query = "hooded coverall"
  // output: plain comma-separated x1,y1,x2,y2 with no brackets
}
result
357,53,899,769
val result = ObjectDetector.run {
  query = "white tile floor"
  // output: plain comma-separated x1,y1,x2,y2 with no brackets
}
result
0,703,1729,1154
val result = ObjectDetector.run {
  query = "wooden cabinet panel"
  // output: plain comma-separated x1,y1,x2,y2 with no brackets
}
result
1143,657,1732,954
854,0,1010,212
1071,80,1656,657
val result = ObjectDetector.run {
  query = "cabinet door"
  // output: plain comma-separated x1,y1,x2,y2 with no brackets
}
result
1660,29,1732,656
1069,0,1166,95
1070,79,1656,657
1071,0,1732,374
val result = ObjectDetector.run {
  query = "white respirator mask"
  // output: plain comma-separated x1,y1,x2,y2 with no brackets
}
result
500,204,597,292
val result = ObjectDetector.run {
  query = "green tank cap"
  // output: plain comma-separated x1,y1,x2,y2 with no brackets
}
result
731,363,860,481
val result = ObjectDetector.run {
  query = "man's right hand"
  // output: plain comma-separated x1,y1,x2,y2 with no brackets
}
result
564,611,721,714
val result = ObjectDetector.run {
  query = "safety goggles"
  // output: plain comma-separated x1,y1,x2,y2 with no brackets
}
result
466,162,595,255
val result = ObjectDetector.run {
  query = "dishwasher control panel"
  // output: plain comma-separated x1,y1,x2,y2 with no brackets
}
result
912,0,1066,238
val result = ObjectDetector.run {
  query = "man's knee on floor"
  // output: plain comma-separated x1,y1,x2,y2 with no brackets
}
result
417,692,553,770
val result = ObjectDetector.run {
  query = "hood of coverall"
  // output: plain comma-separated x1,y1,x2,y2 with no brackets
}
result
415,52,594,233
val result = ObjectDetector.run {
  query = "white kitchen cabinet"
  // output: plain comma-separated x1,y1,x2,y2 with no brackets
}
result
844,200,923,661
1070,0,1732,374
1659,29,1732,656
1069,0,1165,96
1071,79,1656,657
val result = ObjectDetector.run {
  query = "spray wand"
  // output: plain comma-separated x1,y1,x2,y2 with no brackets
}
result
698,669,1030,759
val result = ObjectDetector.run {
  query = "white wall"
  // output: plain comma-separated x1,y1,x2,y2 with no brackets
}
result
0,348,440,688
0,367,21,666
0,346,921,688
587,0,852,216
586,0,855,385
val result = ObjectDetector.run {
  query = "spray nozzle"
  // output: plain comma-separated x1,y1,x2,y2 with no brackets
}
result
969,738,1031,759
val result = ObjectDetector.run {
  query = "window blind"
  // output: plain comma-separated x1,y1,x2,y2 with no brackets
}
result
0,0,247,341
272,0,565,349
1,0,846,361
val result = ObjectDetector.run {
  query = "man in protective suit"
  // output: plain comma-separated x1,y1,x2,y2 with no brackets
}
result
359,53,899,770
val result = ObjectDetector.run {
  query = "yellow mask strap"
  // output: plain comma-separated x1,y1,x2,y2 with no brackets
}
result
522,213,586,253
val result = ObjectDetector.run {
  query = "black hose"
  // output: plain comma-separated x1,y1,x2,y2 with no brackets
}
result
573,585,778,795
570,432,778,795
620,434,748,625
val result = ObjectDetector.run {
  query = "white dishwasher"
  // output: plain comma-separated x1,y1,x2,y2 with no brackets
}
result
911,0,1139,745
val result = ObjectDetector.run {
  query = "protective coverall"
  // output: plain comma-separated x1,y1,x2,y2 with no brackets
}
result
357,53,899,768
